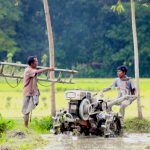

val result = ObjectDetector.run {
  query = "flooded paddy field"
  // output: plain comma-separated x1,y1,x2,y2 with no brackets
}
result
37,133,150,150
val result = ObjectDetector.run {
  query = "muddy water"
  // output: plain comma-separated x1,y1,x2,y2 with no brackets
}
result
38,133,150,150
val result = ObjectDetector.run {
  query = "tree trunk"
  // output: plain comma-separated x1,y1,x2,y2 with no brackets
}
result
43,0,56,116
130,0,143,118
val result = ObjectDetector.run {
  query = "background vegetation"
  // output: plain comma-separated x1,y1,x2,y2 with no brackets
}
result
0,0,149,77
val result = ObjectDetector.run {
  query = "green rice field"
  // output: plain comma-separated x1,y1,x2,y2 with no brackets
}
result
0,78,150,119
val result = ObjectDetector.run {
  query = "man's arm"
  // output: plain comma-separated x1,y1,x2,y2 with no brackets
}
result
26,67,55,77
102,87,112,92
35,67,54,74
130,79,136,95
131,88,136,95
102,79,117,93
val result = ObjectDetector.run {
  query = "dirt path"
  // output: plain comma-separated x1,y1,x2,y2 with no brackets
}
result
37,133,150,150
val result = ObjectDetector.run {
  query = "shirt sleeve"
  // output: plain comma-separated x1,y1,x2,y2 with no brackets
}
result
130,79,136,89
111,78,118,88
102,78,117,92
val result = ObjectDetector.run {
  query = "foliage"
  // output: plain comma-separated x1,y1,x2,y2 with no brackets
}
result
125,117,150,132
0,0,20,55
7,52,14,62
13,0,48,63
41,54,48,66
0,0,149,77
111,0,125,13
0,114,14,135
75,65,95,78
31,116,53,132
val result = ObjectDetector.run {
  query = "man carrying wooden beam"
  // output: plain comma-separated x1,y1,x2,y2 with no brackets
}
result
22,56,54,128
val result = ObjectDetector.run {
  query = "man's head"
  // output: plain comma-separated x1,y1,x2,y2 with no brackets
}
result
117,65,128,78
27,56,38,68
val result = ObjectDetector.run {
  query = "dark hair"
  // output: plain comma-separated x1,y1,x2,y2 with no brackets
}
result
27,56,37,66
117,65,128,74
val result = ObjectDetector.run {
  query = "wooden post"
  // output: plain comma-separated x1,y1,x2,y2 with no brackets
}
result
43,0,56,116
131,0,143,118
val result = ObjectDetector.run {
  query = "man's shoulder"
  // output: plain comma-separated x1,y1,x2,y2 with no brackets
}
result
114,78,120,81
24,67,36,73
114,77,133,83
112,78,119,85
126,77,135,85
127,77,133,82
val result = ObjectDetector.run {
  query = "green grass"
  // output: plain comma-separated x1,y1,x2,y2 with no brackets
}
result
0,116,48,150
125,117,150,133
0,129,48,150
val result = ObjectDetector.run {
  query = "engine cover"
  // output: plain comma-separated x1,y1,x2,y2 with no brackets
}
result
65,89,92,101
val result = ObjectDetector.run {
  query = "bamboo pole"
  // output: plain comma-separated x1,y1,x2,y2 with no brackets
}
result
131,0,143,118
0,62,77,73
43,0,56,116
0,62,77,84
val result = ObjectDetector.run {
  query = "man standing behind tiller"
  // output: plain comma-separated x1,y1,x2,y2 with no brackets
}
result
22,56,54,128
102,65,136,117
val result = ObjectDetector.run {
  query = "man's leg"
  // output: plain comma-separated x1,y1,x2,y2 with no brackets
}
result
119,100,130,118
24,113,29,128
22,96,30,128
